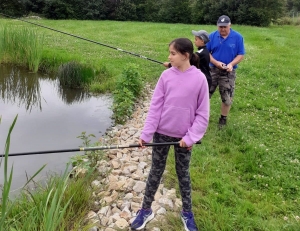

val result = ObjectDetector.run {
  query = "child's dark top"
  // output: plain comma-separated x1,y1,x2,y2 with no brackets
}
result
196,45,212,89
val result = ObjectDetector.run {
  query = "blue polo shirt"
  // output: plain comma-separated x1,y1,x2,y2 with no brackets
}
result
206,29,245,69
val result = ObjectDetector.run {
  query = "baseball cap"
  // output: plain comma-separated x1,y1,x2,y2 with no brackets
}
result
217,15,231,26
191,30,210,44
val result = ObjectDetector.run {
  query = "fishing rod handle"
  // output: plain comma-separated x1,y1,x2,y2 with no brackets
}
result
130,140,201,148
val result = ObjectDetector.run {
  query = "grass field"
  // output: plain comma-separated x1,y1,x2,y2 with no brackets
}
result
1,18,300,230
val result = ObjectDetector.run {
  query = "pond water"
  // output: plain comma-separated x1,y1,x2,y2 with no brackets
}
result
0,64,113,193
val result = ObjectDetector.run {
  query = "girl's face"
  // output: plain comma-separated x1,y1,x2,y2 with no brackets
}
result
168,44,188,67
194,36,204,47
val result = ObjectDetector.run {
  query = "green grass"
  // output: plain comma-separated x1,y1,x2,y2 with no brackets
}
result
162,25,300,230
0,117,101,231
0,18,299,230
0,25,43,72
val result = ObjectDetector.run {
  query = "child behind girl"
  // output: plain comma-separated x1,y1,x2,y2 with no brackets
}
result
191,29,212,89
131,38,210,231
164,30,212,89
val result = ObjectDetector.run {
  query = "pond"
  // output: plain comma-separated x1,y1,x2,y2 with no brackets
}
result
0,64,113,194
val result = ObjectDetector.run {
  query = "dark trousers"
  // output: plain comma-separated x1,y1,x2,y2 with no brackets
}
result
142,132,193,212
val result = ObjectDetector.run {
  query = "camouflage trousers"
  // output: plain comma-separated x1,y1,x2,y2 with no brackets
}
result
142,132,193,212
210,67,236,105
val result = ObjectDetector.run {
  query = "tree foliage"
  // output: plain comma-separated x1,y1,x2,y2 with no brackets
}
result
0,0,293,27
193,0,285,26
0,0,27,17
286,0,300,15
114,0,138,21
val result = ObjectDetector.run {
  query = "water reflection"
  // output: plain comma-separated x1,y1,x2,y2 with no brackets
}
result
0,65,42,111
0,64,95,110
0,64,113,193
58,86,91,105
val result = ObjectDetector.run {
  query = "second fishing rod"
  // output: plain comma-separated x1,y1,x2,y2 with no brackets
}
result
0,13,163,65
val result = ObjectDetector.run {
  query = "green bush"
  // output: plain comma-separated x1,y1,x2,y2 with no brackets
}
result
112,64,142,124
115,63,143,98
112,87,135,124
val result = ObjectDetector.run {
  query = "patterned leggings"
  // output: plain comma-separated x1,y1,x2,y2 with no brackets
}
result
142,132,192,212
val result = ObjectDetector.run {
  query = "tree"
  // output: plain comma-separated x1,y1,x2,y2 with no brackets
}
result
192,0,285,26
0,0,26,17
43,0,87,19
82,0,108,20
286,0,300,15
114,0,138,21
102,0,119,20
142,0,161,22
158,0,192,23
235,0,285,26
23,0,45,14
43,0,73,19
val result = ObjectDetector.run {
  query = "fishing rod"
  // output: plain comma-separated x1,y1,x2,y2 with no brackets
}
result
1,141,201,157
0,13,163,65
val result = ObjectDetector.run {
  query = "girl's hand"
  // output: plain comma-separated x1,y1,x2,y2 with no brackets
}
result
179,139,192,150
139,139,146,148
163,62,170,68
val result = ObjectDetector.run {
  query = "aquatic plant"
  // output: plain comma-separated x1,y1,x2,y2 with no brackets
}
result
57,61,95,88
0,25,43,72
0,116,96,230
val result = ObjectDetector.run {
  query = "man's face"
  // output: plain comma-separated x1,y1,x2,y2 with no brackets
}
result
218,25,231,37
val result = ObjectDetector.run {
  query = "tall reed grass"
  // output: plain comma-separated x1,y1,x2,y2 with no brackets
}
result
0,116,95,231
0,25,43,72
57,61,95,88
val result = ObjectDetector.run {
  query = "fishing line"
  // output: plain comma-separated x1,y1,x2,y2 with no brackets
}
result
0,13,163,65
1,141,201,157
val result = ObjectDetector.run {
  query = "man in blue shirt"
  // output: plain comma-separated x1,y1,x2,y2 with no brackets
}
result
206,15,245,128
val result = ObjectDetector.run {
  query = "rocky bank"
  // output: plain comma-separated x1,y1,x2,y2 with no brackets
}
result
85,85,183,231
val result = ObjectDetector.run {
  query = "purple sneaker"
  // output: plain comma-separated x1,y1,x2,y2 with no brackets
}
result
131,208,154,230
181,211,198,231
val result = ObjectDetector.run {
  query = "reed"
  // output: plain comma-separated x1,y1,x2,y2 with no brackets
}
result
0,116,96,230
0,115,16,229
0,25,43,72
57,61,95,88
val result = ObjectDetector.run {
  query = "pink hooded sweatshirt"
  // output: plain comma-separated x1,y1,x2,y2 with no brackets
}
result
140,66,210,146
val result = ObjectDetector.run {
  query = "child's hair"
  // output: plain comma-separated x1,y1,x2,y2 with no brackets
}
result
169,38,200,68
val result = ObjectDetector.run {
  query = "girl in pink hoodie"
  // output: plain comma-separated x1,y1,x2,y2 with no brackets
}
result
131,38,210,231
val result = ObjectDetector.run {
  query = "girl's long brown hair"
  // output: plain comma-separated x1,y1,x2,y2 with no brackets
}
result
169,38,200,68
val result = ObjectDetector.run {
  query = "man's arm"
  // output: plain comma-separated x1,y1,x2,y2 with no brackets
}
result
226,54,244,71
228,54,244,67
209,53,226,69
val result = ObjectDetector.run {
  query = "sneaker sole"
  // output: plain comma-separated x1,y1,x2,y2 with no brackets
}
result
132,212,154,230
181,216,190,231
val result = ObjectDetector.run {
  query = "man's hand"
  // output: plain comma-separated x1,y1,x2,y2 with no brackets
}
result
226,63,233,72
217,61,227,70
